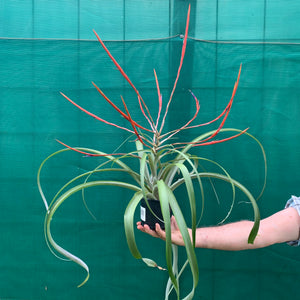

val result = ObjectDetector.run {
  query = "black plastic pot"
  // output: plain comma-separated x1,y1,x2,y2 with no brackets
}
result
140,198,170,230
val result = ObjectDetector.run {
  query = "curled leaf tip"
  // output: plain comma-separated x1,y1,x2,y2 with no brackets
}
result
77,272,90,288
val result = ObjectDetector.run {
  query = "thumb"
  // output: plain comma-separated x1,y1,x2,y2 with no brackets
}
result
170,215,179,231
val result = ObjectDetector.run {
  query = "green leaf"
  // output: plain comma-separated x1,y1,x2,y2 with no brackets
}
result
157,181,179,297
140,152,149,199
124,192,164,270
45,180,141,287
124,192,143,259
173,163,197,245
157,180,199,300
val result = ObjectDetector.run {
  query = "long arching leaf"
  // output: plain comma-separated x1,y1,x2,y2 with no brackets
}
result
45,180,141,287
158,180,199,300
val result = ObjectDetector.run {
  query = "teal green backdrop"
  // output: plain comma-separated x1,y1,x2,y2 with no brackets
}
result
1,0,300,299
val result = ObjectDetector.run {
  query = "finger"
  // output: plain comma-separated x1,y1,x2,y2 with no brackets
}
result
170,215,179,231
142,224,161,238
155,223,166,240
137,223,146,232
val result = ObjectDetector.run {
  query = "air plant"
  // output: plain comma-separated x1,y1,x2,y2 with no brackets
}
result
38,4,266,300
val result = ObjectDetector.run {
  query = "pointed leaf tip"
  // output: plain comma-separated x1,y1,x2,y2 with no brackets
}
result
77,272,90,288
142,258,166,271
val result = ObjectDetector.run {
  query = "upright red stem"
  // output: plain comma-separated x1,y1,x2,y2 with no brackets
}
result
159,4,191,134
195,64,242,144
120,96,151,148
154,69,162,130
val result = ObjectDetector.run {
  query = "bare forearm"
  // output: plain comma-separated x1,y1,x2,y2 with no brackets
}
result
195,220,263,250
194,207,300,250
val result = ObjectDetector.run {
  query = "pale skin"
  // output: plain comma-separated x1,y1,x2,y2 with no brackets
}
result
137,207,300,250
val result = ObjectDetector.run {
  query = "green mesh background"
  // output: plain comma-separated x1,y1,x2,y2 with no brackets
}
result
1,0,300,299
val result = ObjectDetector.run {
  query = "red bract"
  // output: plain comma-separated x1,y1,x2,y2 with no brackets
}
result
56,139,128,157
153,69,162,129
188,64,242,146
91,82,152,133
120,96,149,148
60,92,134,134
92,30,155,132
158,4,191,134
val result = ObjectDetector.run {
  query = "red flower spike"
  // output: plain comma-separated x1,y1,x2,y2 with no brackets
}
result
120,96,150,148
200,102,231,143
191,128,249,147
173,128,249,149
93,30,155,131
159,4,191,133
92,82,153,133
186,64,242,131
168,4,190,102
92,82,129,120
191,64,242,144
60,92,134,134
93,30,137,94
153,69,162,129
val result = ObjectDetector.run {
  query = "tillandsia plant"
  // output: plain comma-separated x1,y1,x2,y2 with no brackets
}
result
38,5,266,300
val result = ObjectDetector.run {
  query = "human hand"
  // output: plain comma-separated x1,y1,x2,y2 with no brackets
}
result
137,215,188,246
